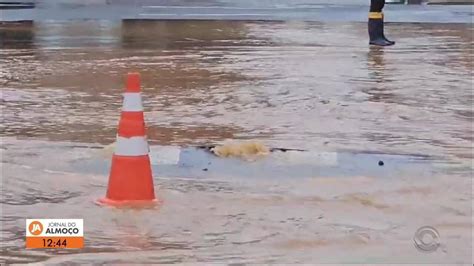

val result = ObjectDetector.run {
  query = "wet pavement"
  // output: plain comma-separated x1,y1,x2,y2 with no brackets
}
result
1,18,473,264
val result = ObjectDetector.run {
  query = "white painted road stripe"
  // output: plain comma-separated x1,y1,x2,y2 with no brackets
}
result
115,136,149,156
272,151,338,166
149,146,181,165
141,6,325,10
122,93,143,112
143,6,272,10
139,13,268,17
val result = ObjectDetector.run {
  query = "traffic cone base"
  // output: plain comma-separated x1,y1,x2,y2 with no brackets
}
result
95,197,158,208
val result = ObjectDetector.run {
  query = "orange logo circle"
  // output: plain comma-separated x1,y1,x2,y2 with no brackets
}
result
28,221,43,235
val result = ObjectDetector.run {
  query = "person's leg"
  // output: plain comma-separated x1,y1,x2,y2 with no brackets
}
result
369,0,395,46
370,0,384,12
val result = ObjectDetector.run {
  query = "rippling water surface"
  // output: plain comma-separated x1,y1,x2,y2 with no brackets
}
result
0,21,472,264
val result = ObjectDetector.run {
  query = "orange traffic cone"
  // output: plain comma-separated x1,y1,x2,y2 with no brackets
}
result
96,73,157,207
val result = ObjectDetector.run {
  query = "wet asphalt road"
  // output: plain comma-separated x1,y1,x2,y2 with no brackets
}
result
1,0,473,22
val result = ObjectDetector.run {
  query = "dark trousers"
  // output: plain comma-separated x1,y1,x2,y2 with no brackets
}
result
370,0,385,12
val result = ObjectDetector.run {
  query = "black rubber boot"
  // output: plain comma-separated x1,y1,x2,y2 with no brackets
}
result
369,15,395,46
381,15,395,45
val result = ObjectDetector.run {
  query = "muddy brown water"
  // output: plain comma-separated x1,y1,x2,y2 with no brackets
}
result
1,21,472,264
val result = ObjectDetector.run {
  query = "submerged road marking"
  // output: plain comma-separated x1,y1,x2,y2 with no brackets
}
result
142,6,310,10
139,13,270,17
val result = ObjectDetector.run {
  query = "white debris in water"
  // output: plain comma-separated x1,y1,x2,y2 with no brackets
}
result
211,141,270,160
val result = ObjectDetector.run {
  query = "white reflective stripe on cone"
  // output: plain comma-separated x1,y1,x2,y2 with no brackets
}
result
115,136,149,156
122,93,143,112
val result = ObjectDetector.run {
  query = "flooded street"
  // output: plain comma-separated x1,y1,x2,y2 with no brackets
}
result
1,20,473,263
